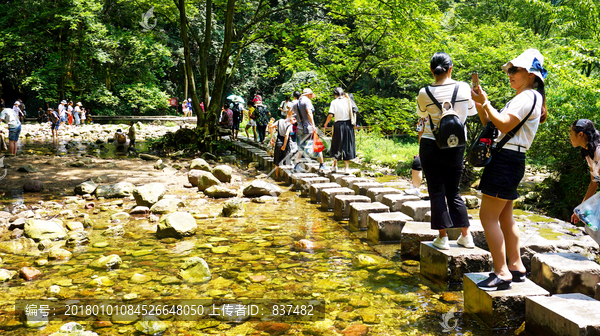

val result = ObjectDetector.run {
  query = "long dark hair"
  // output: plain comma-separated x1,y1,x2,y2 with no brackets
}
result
534,77,547,123
572,119,600,159
430,52,453,76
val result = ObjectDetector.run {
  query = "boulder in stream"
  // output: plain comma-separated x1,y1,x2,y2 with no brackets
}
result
95,182,135,198
189,158,211,171
24,219,67,241
211,165,233,183
178,257,212,283
156,212,197,238
133,183,166,207
221,198,245,217
243,180,281,197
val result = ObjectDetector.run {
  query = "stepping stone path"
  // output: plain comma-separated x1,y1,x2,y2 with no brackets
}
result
230,137,600,334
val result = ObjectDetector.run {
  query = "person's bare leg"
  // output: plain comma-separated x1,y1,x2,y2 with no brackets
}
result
499,201,526,273
332,159,337,170
344,160,350,171
479,194,512,280
438,228,447,237
412,170,422,188
245,125,250,138
10,141,17,155
252,126,257,142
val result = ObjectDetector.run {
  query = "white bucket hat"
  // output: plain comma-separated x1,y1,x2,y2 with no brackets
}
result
302,88,315,97
501,48,547,82
14,101,19,105
76,102,82,106
61,100,67,104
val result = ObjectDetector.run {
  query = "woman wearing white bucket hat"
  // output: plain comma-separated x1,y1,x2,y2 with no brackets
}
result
471,49,548,291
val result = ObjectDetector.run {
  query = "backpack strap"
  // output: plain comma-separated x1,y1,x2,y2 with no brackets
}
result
495,91,537,151
424,83,460,131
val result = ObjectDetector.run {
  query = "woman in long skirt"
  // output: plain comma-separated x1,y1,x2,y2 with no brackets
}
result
324,87,356,173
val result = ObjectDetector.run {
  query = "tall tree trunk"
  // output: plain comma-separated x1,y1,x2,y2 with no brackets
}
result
177,0,204,124
184,62,188,101
207,0,236,137
200,0,212,118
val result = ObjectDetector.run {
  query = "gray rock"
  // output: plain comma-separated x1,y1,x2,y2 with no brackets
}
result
95,182,135,198
157,212,198,238
201,152,217,161
221,198,245,217
65,231,90,247
23,180,44,193
24,219,67,241
134,316,168,335
8,217,26,230
133,183,166,207
187,170,221,191
0,269,17,282
89,254,122,270
140,153,160,161
204,185,237,198
178,257,212,283
189,158,211,171
154,159,166,170
150,198,184,214
17,165,37,173
49,322,98,336
130,206,150,214
462,196,481,209
211,165,233,183
48,248,72,260
103,225,124,237
243,180,281,197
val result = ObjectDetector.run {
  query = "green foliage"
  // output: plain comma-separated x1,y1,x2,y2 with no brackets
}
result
355,130,419,175
355,95,416,135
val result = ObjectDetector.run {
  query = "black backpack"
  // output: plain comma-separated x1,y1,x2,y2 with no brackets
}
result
425,84,466,149
231,102,242,122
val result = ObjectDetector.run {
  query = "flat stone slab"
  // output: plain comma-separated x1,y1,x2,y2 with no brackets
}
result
531,253,600,296
347,179,375,190
519,232,559,272
309,183,342,203
400,220,486,259
526,293,600,336
382,194,420,212
367,212,413,244
337,176,370,188
366,187,402,202
349,202,389,232
291,173,319,190
333,195,371,220
351,182,383,196
420,242,493,288
329,173,348,183
321,188,355,210
298,177,330,196
400,200,431,222
464,272,550,330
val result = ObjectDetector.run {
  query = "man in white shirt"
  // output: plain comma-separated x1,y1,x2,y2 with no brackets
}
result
279,97,293,118
58,100,67,122
1,104,22,155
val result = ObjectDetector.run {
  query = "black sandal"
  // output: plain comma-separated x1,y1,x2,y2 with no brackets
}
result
488,270,527,282
477,273,512,291
510,270,527,282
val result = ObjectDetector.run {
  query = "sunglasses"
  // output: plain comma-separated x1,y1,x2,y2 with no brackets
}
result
507,67,522,75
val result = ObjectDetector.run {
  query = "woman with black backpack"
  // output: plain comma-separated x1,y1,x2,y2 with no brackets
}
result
416,52,477,251
471,49,547,291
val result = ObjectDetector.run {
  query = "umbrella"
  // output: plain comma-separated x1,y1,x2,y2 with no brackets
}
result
226,95,245,103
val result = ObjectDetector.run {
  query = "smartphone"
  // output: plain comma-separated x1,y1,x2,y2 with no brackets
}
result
471,72,479,88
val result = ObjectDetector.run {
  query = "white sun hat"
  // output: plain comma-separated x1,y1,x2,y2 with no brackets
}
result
76,102,82,106
61,100,67,104
501,48,547,82
14,101,19,105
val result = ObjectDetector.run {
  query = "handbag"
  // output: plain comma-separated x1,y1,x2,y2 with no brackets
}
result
466,92,537,167
313,131,325,153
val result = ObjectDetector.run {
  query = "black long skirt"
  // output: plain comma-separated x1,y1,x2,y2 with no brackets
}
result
330,120,356,160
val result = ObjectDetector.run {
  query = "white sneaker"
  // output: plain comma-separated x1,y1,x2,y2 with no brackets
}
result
432,236,450,250
457,233,475,248
404,187,420,197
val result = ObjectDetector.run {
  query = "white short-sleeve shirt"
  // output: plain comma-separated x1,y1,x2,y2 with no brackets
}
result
495,90,542,150
586,146,600,183
328,97,352,121
416,81,477,141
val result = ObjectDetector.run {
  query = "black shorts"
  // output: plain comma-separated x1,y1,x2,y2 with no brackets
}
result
479,148,526,200
411,155,422,171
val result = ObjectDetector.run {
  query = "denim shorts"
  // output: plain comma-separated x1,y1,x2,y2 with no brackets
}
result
52,122,61,130
8,125,21,141
479,148,526,200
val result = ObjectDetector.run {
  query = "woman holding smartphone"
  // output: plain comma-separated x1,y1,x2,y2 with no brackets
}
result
471,49,547,291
